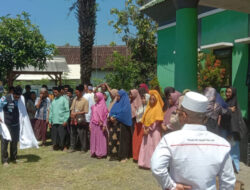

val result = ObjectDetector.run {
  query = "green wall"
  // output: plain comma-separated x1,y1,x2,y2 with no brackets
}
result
201,11,248,45
157,26,176,90
157,10,249,117
201,10,249,117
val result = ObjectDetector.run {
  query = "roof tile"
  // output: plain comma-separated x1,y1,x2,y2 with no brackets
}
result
57,46,129,69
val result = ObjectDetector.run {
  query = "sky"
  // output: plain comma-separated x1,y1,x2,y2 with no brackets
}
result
0,0,126,46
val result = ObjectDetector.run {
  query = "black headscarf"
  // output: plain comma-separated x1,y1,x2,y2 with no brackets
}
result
226,87,237,107
223,87,247,140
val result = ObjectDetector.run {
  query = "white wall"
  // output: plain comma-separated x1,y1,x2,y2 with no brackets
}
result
16,64,111,83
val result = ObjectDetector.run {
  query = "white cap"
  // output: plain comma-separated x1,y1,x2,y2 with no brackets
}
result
181,91,208,113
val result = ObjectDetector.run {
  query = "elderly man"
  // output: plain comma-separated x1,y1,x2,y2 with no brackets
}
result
151,91,235,190
34,88,50,146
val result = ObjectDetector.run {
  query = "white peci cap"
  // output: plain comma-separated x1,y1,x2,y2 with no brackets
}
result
181,91,208,113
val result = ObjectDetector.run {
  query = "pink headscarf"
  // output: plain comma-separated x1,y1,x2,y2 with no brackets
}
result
130,89,142,118
139,83,149,93
163,91,181,126
91,92,109,125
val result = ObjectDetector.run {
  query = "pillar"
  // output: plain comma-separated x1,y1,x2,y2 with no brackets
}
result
173,0,199,91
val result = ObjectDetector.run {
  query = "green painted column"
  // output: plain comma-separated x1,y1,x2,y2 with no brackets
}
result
173,0,199,92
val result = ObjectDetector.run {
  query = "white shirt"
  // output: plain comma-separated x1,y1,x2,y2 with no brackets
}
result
83,93,95,123
151,124,235,190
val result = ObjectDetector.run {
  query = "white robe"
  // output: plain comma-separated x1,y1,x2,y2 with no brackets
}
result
0,95,39,149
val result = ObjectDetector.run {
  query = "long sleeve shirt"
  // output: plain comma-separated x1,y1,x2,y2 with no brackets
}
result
151,124,236,190
49,96,69,125
35,97,50,120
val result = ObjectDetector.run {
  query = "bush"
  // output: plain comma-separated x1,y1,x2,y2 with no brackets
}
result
198,53,226,91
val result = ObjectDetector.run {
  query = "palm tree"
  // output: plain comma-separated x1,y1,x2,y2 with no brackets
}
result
70,0,96,85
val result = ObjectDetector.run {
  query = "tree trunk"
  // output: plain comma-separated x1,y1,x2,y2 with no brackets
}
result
77,0,96,85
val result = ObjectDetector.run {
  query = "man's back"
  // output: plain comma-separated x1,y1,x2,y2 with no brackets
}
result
151,124,235,190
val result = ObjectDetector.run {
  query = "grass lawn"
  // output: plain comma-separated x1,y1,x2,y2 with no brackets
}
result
0,144,161,190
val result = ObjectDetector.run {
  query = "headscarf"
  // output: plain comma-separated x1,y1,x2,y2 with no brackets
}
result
164,87,175,98
163,92,181,126
130,89,142,118
163,86,176,111
139,83,149,93
226,87,237,107
204,87,222,120
225,87,247,139
109,90,132,126
141,90,164,127
104,91,111,108
136,94,150,123
91,92,108,125
108,89,118,112
216,92,228,109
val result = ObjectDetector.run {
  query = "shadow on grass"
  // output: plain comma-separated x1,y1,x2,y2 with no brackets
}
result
44,141,52,146
17,154,41,163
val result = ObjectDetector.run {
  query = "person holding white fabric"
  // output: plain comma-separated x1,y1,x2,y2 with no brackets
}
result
0,86,38,166
151,91,235,190
0,86,22,166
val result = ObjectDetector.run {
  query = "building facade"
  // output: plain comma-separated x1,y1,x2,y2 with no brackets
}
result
142,1,250,117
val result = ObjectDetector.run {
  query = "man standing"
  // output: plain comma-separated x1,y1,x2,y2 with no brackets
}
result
69,85,89,153
23,85,31,103
67,87,74,107
64,85,70,95
66,87,74,148
49,86,70,151
34,88,50,146
83,85,95,151
0,86,22,166
151,91,235,190
83,85,95,127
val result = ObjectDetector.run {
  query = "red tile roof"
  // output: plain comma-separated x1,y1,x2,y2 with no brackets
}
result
57,46,129,69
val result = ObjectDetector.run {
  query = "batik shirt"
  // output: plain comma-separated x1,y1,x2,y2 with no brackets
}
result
35,97,50,120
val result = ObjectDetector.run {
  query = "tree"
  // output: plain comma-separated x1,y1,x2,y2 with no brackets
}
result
105,51,140,91
70,0,97,85
0,12,56,86
109,0,158,85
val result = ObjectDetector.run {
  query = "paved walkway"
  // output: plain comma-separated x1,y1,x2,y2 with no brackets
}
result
236,162,250,189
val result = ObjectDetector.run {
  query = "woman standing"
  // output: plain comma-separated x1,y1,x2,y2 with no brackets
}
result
109,90,132,162
132,92,149,162
204,87,222,134
163,87,175,111
130,89,142,137
108,89,119,112
221,87,247,173
90,92,109,158
130,89,142,120
138,90,164,169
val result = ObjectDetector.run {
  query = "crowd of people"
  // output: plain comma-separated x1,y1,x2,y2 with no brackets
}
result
0,82,248,189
